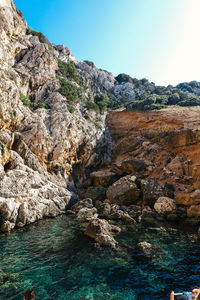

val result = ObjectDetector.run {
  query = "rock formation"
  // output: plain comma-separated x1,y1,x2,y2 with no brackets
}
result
1,0,200,237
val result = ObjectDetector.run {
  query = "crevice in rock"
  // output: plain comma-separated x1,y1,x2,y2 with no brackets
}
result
4,161,12,172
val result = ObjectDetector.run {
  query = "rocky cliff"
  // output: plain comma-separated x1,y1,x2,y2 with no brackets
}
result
1,0,200,234
105,106,200,216
0,0,113,231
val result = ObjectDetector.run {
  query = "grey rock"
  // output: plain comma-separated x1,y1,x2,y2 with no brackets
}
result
71,198,93,213
77,207,98,221
85,218,121,249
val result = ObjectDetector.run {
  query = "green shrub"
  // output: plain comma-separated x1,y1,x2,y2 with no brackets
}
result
85,101,100,112
20,92,32,107
94,94,110,112
56,58,80,83
26,28,50,45
67,104,76,113
20,93,48,109
84,60,95,68
115,73,134,84
10,110,15,118
57,76,80,102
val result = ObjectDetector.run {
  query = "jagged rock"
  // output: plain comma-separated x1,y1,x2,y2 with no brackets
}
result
128,205,142,219
96,202,111,218
154,197,177,217
71,198,93,213
109,209,135,224
15,42,57,90
0,164,72,231
77,207,98,221
85,218,121,249
90,169,118,187
106,175,140,206
140,178,166,207
113,158,147,175
137,241,159,256
139,207,160,224
84,186,107,202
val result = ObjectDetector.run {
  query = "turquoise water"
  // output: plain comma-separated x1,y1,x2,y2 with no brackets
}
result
0,215,200,300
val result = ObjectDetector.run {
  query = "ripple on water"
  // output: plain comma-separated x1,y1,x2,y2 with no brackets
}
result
0,215,200,300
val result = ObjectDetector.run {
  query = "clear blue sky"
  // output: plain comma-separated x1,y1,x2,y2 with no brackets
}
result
14,0,200,86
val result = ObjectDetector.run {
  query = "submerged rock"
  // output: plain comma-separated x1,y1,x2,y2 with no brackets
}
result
85,218,121,249
137,241,159,256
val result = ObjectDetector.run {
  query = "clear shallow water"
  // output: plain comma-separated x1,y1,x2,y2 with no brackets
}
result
0,215,200,300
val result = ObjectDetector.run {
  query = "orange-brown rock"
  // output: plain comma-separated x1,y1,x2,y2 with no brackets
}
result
106,107,200,209
90,169,118,187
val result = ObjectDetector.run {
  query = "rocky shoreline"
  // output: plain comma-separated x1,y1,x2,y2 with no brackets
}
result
1,0,200,241
67,174,197,250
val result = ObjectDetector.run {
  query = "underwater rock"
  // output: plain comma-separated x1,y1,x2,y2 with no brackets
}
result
137,241,159,256
85,218,121,249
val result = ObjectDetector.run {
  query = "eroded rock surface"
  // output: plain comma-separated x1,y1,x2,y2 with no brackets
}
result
106,175,140,206
106,108,200,214
85,218,121,249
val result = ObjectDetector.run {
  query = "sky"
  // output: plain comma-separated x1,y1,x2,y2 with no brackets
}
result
14,0,200,86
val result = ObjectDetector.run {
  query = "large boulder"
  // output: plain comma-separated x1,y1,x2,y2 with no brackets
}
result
90,169,118,187
85,218,121,249
113,158,147,175
106,175,140,205
84,186,107,202
154,197,177,217
140,178,166,207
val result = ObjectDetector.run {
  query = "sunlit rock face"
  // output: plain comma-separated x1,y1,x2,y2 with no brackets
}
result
106,106,200,216
0,0,111,231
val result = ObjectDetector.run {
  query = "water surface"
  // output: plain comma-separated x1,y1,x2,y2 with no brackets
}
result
0,215,200,299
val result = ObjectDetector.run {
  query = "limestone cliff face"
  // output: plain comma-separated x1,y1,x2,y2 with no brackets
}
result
0,0,112,231
106,107,200,217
